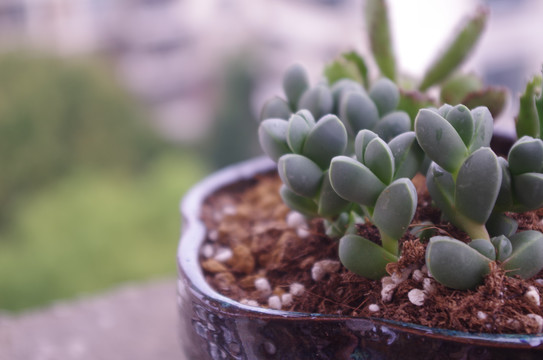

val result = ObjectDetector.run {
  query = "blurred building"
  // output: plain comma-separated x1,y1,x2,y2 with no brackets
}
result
0,0,542,138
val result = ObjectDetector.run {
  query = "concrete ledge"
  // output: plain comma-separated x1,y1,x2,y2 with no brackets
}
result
0,278,185,360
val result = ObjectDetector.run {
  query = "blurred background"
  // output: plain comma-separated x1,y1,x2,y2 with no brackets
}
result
0,0,542,312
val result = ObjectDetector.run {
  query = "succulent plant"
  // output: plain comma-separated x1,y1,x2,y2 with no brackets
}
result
257,0,543,292
416,105,543,289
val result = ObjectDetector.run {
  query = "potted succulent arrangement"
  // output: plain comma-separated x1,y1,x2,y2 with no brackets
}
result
177,1,543,358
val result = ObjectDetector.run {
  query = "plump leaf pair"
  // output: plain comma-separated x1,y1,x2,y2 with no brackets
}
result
415,105,499,240
259,111,351,218
426,231,543,289
494,136,543,212
329,130,423,278
515,71,542,139
339,78,411,142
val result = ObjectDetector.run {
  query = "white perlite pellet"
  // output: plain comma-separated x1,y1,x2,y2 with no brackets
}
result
268,295,282,310
527,314,543,333
255,278,272,296
368,304,380,313
286,211,306,228
381,284,396,303
412,269,425,282
281,293,293,307
201,244,214,258
423,278,436,294
525,286,541,306
214,247,233,262
208,230,219,242
381,276,395,287
311,260,341,281
223,205,237,216
290,283,305,296
240,299,259,307
408,289,426,306
297,227,310,238
477,311,488,320
535,279,543,286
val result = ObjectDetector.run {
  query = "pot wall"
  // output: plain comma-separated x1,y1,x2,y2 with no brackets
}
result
178,153,543,360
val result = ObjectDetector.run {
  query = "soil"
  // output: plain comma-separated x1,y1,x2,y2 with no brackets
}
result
199,171,543,334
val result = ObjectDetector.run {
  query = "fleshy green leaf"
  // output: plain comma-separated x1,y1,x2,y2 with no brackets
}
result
330,79,365,114
329,156,386,206
462,87,508,119
494,157,514,210
283,63,310,110
260,96,291,121
339,91,379,134
455,148,501,225
415,109,468,174
440,73,483,105
298,84,334,119
397,90,436,125
468,106,494,152
513,172,543,210
317,171,350,217
258,119,290,162
302,115,347,168
369,78,400,116
486,213,518,239
426,163,455,222
286,114,312,154
388,132,424,180
365,0,396,81
364,137,394,184
445,104,474,146
419,9,487,91
516,75,542,138
372,111,410,142
508,136,543,175
280,185,318,217
339,234,397,280
490,235,513,262
502,231,543,279
354,129,378,163
373,178,417,254
469,239,496,260
426,236,491,290
278,154,323,198
343,51,370,88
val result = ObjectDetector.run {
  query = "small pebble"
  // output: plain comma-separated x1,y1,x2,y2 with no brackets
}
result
527,314,543,333
381,284,396,303
208,230,219,242
311,260,341,281
368,304,380,313
381,276,395,287
525,286,541,306
255,278,272,296
240,299,259,307
297,227,310,238
268,295,282,310
290,283,305,296
223,205,237,216
201,244,214,258
214,247,233,262
423,278,436,294
477,311,488,320
408,289,425,306
286,211,306,228
412,269,424,282
535,279,543,286
281,293,293,307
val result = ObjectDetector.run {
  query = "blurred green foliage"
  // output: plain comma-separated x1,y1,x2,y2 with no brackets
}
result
0,52,165,225
0,154,205,311
0,52,208,311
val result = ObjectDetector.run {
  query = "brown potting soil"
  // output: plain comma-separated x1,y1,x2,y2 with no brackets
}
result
199,171,543,334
